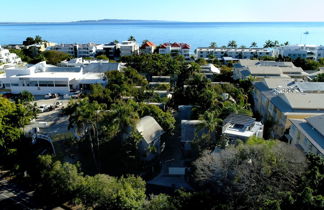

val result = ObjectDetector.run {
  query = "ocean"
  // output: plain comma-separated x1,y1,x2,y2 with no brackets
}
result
1,22,324,49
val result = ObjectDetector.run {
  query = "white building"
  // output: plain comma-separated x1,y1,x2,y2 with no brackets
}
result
119,41,139,57
0,46,22,65
276,45,324,60
50,43,103,57
288,115,324,157
159,42,190,59
0,61,122,95
195,47,274,59
140,41,156,54
222,114,263,141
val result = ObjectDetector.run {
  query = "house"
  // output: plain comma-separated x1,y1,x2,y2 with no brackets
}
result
140,41,156,54
276,44,324,60
0,61,122,95
253,78,324,138
135,116,165,160
288,115,324,157
49,43,103,57
222,114,263,141
0,46,22,65
181,120,207,151
159,42,191,59
233,59,308,80
119,41,139,57
195,47,274,60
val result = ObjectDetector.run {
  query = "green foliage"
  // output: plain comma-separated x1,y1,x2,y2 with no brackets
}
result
43,50,72,65
122,54,184,75
22,35,43,45
313,73,324,82
293,57,320,70
35,155,147,209
192,140,308,209
96,54,109,60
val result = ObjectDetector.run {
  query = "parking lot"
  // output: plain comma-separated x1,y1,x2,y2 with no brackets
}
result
25,97,73,140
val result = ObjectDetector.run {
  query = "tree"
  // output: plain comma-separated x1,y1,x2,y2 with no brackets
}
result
209,42,217,48
128,35,136,41
42,50,72,65
227,40,237,48
313,73,324,82
264,40,275,48
250,42,258,48
34,35,43,44
192,138,307,209
284,41,289,46
96,54,109,60
240,45,247,49
65,98,106,171
23,37,35,46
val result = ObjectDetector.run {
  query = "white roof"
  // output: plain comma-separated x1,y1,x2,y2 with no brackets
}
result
136,116,164,144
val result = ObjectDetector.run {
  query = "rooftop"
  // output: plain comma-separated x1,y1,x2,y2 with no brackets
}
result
136,116,164,144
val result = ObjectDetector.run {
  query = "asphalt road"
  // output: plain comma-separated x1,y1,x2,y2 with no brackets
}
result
0,179,37,210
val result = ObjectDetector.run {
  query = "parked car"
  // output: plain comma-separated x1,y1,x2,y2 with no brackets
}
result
38,104,49,112
54,101,63,108
44,93,59,99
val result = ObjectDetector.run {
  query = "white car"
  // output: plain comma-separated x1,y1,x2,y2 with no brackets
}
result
38,104,48,112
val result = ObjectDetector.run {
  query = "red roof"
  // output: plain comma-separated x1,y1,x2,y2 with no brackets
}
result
171,42,181,47
181,43,190,49
159,44,168,49
140,41,156,49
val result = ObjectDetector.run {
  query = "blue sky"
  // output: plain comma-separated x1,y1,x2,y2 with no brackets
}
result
1,0,324,22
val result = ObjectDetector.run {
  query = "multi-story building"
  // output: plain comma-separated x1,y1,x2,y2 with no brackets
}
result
276,45,324,60
119,41,139,57
288,115,324,157
195,47,274,59
253,78,324,138
103,42,119,58
50,43,103,57
0,61,122,95
233,59,308,80
140,41,156,54
0,46,22,65
159,42,190,59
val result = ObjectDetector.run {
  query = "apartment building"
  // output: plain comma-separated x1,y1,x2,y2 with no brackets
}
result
233,59,308,80
253,78,324,138
195,47,274,59
288,115,324,157
119,41,139,57
0,46,22,65
50,43,103,57
140,41,156,54
276,45,324,60
159,42,190,59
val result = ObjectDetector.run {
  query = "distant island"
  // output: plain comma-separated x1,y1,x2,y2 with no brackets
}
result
0,19,177,24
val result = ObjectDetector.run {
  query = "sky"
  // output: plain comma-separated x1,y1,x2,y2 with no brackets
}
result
1,0,324,22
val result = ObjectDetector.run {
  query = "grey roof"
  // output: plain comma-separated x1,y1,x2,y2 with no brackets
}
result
181,120,204,142
306,115,324,136
256,61,295,68
263,78,294,89
45,67,81,73
83,63,121,73
296,82,324,93
248,66,282,75
281,93,324,110
223,114,256,127
290,119,324,155
136,116,164,144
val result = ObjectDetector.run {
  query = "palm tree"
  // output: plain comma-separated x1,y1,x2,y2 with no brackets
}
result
250,42,258,48
128,35,136,42
113,40,119,44
65,98,105,171
264,40,275,48
274,40,280,47
284,41,289,46
227,40,237,48
240,45,247,49
209,42,217,49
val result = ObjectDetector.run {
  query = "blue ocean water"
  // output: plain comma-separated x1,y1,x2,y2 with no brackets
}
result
1,22,324,49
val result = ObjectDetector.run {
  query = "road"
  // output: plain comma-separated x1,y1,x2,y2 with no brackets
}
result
0,179,37,210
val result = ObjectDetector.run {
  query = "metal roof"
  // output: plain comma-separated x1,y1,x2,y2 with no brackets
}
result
296,82,324,92
306,115,324,136
223,114,256,127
